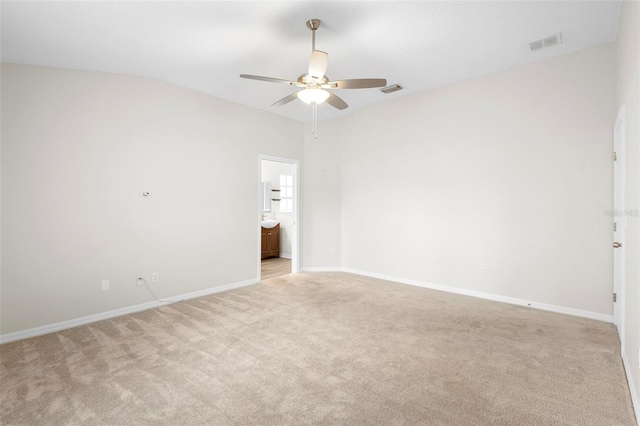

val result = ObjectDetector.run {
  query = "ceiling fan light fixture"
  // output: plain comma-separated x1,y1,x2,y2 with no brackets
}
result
297,88,330,104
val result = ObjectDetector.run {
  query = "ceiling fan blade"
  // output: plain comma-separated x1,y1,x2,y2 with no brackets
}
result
240,74,297,85
271,92,300,107
326,78,387,89
326,92,349,110
308,50,328,80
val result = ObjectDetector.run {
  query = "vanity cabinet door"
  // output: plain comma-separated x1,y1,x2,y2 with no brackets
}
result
267,224,280,258
261,228,269,259
261,224,280,260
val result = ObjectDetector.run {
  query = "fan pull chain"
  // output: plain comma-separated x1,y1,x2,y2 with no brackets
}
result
312,103,318,139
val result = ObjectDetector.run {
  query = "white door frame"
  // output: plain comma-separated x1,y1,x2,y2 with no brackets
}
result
612,105,625,352
257,154,300,281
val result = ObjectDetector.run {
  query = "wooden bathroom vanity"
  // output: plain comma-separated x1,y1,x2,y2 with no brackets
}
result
261,223,280,260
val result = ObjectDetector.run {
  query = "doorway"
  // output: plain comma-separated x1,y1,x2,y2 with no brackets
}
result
258,155,299,281
613,105,625,352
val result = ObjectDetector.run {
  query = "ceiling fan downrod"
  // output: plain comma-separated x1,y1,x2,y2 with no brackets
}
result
307,19,322,139
306,19,321,51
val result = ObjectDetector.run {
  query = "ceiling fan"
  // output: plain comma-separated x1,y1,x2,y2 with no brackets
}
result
240,19,387,137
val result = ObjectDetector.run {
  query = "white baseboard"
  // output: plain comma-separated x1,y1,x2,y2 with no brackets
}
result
0,278,258,345
341,268,613,323
301,267,343,272
622,352,640,425
280,254,292,259
1,268,614,343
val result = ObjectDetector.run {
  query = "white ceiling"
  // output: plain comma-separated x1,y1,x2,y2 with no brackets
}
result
1,1,621,122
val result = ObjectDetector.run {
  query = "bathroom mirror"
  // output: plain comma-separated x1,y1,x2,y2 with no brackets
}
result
261,181,271,212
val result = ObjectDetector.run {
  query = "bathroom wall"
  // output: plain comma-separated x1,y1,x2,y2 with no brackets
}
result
261,159,294,258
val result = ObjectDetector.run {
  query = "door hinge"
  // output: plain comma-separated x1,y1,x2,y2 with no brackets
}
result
613,293,617,303
614,222,617,232
614,151,617,161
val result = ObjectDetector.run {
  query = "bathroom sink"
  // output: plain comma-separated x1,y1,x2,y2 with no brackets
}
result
261,220,279,229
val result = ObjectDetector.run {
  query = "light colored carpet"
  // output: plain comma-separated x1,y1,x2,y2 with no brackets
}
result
0,272,636,425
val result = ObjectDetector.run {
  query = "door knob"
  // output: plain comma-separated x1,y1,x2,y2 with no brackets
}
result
613,242,622,248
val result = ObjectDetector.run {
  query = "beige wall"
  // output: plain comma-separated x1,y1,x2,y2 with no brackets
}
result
301,120,343,269
339,43,616,316
616,0,640,411
0,63,303,334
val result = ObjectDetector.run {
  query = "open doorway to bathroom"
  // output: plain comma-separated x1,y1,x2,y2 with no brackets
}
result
258,155,299,281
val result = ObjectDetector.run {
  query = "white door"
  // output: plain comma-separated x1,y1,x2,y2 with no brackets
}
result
612,106,625,350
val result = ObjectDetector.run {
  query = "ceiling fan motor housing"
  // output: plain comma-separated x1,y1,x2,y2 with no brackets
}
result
306,19,321,31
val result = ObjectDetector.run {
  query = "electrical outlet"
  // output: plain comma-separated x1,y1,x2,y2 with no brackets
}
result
480,267,487,276
331,248,337,256
136,276,144,286
101,280,109,292
152,272,159,283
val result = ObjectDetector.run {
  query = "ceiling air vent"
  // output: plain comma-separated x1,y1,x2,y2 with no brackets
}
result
381,84,403,94
529,33,562,51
